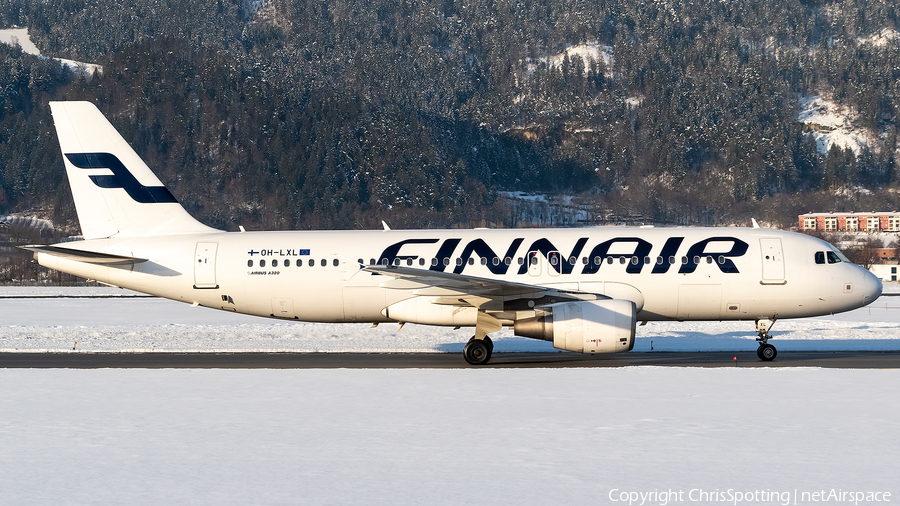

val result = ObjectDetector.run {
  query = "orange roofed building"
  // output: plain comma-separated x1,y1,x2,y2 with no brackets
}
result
798,212,900,232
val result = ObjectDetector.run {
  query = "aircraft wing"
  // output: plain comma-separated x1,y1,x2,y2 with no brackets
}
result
362,265,606,309
20,245,148,266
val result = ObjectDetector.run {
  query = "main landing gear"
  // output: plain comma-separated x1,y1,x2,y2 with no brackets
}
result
755,319,777,361
463,312,502,365
463,336,493,365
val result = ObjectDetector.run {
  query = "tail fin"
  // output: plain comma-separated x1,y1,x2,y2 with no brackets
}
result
49,101,219,239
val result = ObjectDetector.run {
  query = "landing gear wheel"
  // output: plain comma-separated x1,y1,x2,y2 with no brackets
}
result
463,338,491,365
755,319,777,362
758,343,777,361
483,336,494,360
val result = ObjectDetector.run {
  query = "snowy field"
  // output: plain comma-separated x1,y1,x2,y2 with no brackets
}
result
1,368,897,505
2,285,899,353
2,287,898,505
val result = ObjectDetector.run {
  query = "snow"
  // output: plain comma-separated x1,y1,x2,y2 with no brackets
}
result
857,27,900,47
797,95,875,156
2,287,898,504
545,41,613,70
0,27,40,55
0,368,897,505
2,286,900,353
0,27,103,75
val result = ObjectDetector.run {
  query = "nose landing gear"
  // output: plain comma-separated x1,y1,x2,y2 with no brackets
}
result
755,319,777,361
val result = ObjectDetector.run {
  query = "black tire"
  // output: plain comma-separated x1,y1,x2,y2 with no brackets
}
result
463,339,491,365
758,344,777,361
483,336,494,352
756,346,764,360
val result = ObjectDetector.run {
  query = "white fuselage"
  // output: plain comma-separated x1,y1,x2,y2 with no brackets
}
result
37,227,881,325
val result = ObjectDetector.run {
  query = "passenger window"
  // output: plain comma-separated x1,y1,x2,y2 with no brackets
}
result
432,258,438,266
530,256,538,266
369,259,375,265
669,256,676,264
357,259,363,265
381,258,388,266
815,252,826,264
827,251,841,264
656,256,663,265
493,258,500,266
468,258,475,265
504,257,511,265
333,258,340,267
582,257,588,265
420,258,426,266
309,259,315,267
260,259,266,267
619,257,626,264
321,259,327,267
407,258,413,266
517,257,524,265
285,259,291,267
444,258,451,266
706,256,712,264
272,259,278,268
607,257,613,264
481,257,487,265
594,256,601,265
247,259,253,267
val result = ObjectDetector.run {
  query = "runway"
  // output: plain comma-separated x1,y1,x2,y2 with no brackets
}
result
2,350,900,368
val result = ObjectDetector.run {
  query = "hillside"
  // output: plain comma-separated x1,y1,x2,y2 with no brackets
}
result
0,0,898,236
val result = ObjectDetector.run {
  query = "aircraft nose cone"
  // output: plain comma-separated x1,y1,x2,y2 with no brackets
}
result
862,268,883,303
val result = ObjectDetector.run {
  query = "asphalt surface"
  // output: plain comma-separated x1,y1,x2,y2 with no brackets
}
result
2,350,900,369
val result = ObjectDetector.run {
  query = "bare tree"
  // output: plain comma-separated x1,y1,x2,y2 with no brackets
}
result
844,238,882,270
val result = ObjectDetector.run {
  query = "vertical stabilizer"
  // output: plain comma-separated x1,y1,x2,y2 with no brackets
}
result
49,101,219,238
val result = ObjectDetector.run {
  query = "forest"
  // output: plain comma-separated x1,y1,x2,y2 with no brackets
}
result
0,0,898,238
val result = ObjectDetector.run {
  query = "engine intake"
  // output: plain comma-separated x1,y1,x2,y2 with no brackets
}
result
514,299,636,353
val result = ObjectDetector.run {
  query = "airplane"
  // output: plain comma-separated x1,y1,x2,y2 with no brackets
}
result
24,101,883,364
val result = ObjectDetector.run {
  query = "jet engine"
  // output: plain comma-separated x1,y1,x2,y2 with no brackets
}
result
513,299,636,353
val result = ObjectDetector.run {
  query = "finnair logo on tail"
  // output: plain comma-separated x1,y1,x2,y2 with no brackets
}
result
65,153,178,204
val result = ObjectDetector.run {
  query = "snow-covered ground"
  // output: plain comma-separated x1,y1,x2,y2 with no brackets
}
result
2,286,898,504
0,368,897,505
857,27,900,47
2,285,899,353
797,95,876,156
0,27,102,75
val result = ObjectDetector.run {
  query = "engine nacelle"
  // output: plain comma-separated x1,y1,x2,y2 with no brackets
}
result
514,299,636,353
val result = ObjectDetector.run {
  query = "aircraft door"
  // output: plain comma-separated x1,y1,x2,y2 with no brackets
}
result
760,238,785,284
194,242,218,289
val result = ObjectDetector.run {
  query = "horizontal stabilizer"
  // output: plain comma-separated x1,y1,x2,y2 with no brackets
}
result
20,245,148,266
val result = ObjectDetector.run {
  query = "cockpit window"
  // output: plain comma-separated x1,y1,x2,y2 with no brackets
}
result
832,249,851,263
826,251,842,264
815,251,825,264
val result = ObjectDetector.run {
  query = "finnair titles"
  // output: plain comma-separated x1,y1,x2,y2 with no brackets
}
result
25,102,882,364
